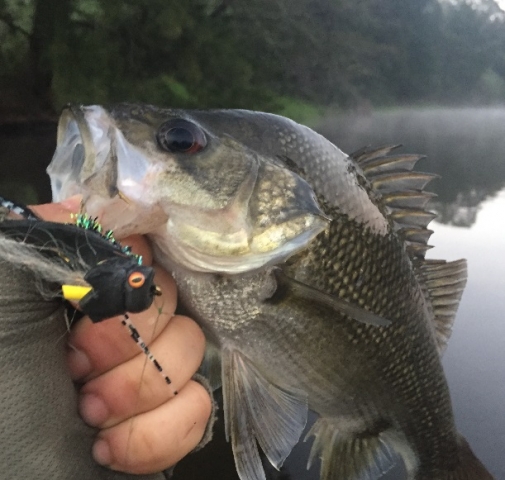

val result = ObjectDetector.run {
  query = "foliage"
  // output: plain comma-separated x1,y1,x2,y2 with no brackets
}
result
1,0,505,122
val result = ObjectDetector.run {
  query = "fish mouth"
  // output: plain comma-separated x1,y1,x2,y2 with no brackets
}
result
48,104,119,202
47,105,166,236
47,104,329,274
48,105,91,202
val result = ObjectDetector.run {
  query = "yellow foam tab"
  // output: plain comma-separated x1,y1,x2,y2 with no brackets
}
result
62,285,92,301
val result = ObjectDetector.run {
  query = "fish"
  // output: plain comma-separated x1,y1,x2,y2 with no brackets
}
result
47,104,494,480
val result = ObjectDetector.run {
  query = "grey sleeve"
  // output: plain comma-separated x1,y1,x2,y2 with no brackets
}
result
191,373,217,451
0,261,166,480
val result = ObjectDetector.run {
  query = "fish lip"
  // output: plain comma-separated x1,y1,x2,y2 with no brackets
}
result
48,105,87,202
49,105,168,236
49,104,118,203
58,104,97,174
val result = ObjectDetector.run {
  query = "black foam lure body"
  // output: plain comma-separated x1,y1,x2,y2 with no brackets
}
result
0,196,173,387
0,196,160,322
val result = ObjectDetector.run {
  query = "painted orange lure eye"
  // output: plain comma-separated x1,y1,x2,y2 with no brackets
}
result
128,271,146,288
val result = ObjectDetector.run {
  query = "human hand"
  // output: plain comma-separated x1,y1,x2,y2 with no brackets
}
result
31,200,211,474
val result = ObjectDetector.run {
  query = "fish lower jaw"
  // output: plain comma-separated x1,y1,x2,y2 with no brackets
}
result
150,233,263,274
149,226,288,274
148,212,328,274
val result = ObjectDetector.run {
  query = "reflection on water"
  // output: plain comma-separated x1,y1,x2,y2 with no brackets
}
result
311,109,505,479
320,108,505,228
428,191,505,480
0,108,503,479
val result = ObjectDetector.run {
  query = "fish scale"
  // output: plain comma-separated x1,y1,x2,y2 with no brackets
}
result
47,104,494,480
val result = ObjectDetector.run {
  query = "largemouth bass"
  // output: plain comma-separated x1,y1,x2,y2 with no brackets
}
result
47,104,494,480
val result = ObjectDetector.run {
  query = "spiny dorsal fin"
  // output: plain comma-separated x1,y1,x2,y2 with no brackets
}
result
350,144,402,163
398,227,434,244
417,259,468,354
360,153,425,174
381,191,437,209
406,242,433,258
370,171,438,194
390,209,437,229
350,145,437,260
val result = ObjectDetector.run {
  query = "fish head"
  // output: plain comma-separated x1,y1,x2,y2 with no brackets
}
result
48,104,329,273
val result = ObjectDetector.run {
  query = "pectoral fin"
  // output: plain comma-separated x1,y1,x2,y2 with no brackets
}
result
273,269,392,327
222,347,308,480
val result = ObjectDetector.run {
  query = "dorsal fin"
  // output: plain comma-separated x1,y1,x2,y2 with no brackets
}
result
416,259,468,354
360,153,424,174
350,145,437,260
350,144,402,163
381,191,436,209
351,147,467,353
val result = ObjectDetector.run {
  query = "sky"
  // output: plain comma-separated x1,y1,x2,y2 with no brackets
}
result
447,0,505,11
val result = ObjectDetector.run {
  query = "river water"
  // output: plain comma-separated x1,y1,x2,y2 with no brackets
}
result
0,107,503,479
315,108,505,479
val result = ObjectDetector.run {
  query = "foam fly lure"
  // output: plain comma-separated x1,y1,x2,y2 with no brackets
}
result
0,196,173,387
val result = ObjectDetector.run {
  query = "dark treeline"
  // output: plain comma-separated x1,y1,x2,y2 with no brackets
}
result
1,0,505,123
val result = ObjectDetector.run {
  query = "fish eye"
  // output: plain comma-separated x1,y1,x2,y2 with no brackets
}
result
157,119,207,154
128,271,146,288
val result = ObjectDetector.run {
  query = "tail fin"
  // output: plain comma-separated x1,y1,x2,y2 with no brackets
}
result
418,435,494,480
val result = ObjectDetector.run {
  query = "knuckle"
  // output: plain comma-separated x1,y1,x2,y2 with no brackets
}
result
106,426,167,474
188,380,213,423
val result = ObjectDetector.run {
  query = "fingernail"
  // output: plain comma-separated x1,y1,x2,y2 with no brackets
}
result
80,393,109,427
93,439,111,466
66,345,92,379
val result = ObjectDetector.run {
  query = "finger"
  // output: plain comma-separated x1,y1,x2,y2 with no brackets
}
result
29,200,153,267
30,198,81,222
92,380,212,474
78,314,205,428
119,234,153,266
29,200,155,263
67,264,177,381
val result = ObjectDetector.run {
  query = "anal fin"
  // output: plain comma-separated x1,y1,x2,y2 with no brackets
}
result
222,347,308,480
307,418,396,480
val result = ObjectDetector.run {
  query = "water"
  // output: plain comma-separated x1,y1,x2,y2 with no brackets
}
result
314,108,505,479
0,108,503,479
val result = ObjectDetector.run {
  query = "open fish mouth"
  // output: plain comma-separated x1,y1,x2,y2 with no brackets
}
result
47,104,329,273
47,105,167,237
49,105,113,202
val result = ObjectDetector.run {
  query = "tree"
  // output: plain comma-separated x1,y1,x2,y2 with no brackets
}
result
1,0,505,123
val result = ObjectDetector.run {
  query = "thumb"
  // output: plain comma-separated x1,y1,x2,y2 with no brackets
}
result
30,195,82,222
